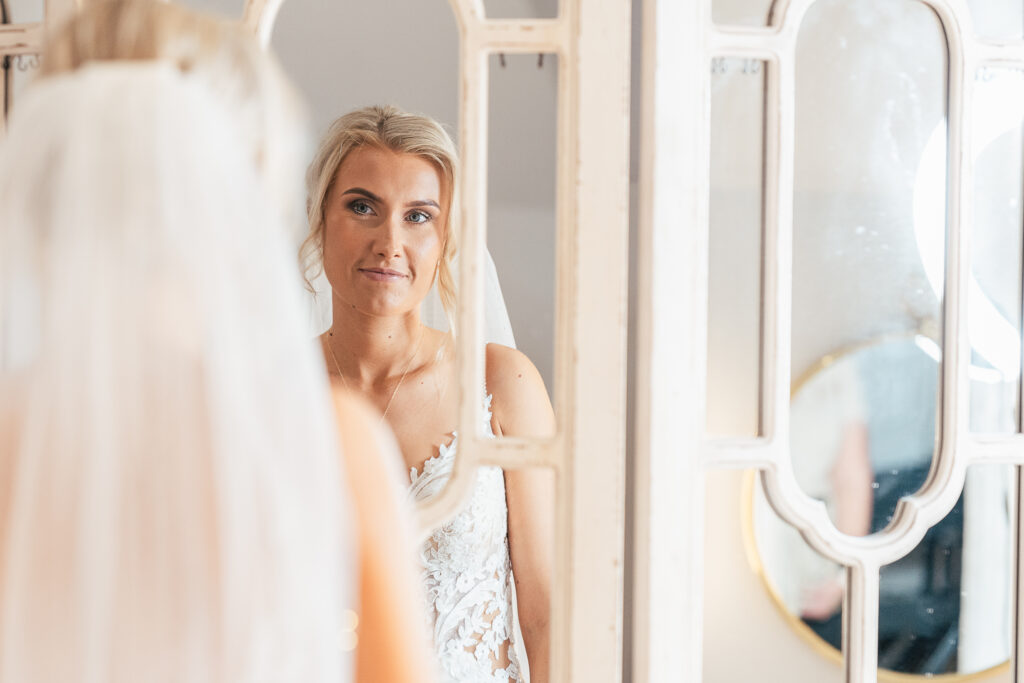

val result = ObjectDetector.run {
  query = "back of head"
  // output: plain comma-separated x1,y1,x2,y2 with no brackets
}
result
41,0,310,236
0,6,350,683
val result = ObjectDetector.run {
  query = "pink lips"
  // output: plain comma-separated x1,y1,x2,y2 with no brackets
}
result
359,267,407,282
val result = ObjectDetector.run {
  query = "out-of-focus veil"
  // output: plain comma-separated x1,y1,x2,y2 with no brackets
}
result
0,63,353,683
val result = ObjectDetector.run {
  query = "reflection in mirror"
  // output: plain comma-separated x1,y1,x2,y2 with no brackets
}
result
712,0,772,27
967,0,1023,42
790,336,938,536
173,0,245,20
2,0,42,24
792,0,946,512
751,462,1013,676
707,57,764,438
269,4,557,681
271,0,457,135
2,53,39,127
488,52,558,401
483,0,558,19
967,67,1024,432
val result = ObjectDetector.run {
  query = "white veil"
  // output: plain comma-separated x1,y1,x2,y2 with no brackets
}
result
0,65,353,683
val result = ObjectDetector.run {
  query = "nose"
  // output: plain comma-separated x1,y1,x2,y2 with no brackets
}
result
374,213,403,259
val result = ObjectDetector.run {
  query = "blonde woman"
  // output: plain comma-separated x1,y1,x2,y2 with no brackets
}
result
0,3,431,682
304,105,554,683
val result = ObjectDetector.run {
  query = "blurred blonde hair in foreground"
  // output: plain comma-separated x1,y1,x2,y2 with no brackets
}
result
0,2,353,682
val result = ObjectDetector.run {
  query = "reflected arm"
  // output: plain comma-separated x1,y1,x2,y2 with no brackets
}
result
487,343,555,683
830,421,874,537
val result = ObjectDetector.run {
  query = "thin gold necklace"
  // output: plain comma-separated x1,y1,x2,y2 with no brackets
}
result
325,328,424,425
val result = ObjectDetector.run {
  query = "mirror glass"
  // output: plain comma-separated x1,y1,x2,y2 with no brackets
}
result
970,65,1024,430
967,0,1023,41
751,337,1014,675
707,57,765,438
175,0,243,19
484,0,558,19
712,0,772,27
3,0,43,24
792,0,947,529
488,52,558,401
1,53,39,129
268,2,557,679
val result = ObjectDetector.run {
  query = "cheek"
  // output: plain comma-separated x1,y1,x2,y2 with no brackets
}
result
412,227,444,264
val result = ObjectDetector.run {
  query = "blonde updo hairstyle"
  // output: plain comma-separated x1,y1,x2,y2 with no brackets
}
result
302,105,460,335
40,0,308,234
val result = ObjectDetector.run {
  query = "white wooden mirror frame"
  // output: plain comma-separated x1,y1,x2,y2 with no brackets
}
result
635,1,1024,682
0,1,632,681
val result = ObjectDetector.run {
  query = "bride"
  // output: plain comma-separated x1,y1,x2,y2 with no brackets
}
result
302,105,554,683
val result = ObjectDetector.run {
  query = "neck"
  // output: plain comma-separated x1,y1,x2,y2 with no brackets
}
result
325,299,425,387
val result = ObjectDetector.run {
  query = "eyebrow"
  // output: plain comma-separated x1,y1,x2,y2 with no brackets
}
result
340,187,440,210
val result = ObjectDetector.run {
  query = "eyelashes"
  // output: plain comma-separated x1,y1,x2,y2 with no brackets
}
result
346,200,436,224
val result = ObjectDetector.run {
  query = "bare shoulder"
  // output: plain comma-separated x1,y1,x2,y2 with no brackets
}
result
330,385,381,443
329,384,407,489
485,343,554,438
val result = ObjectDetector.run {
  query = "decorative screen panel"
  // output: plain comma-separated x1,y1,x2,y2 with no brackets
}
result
638,0,1024,682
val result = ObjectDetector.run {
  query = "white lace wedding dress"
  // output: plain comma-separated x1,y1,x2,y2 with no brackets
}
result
408,396,526,683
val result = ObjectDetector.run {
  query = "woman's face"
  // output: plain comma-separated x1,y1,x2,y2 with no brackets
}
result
322,145,447,319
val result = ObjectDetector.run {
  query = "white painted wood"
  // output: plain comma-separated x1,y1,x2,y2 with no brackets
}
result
701,0,1024,682
632,0,708,680
561,3,630,679
0,24,43,55
843,564,881,683
1014,466,1024,683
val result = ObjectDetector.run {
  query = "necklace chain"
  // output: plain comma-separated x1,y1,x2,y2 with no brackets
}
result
325,328,424,425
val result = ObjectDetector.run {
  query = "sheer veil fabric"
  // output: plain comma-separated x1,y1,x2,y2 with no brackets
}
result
0,65,353,683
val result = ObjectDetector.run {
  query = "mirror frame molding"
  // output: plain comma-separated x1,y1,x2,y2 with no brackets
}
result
740,333,1012,682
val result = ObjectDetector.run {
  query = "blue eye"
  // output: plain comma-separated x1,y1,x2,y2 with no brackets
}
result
407,210,432,224
349,200,374,215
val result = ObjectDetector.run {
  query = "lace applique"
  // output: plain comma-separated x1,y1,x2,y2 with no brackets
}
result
408,396,523,683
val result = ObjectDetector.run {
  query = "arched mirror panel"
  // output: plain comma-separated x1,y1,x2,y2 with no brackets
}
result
791,0,948,533
748,336,1014,677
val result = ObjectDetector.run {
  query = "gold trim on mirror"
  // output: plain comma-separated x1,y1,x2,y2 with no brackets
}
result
740,332,1011,682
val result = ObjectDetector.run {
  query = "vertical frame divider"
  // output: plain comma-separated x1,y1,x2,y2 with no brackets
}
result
1014,466,1024,682
563,1,631,680
843,563,881,683
633,0,709,680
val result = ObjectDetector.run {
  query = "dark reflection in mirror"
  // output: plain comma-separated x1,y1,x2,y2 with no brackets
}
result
707,57,765,438
789,336,939,538
752,460,1014,675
